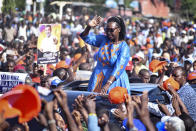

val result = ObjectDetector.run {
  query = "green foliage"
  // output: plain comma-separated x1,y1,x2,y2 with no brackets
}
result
2,0,16,14
15,0,26,11
164,0,174,9
164,0,196,19
63,0,105,4
180,0,196,19
124,0,133,8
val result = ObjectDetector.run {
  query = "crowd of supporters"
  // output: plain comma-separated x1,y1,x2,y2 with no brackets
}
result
0,10,196,131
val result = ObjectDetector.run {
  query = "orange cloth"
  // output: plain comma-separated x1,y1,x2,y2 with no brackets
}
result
109,87,128,104
17,60,25,66
73,53,86,63
56,61,69,69
74,53,82,61
163,77,180,91
79,37,86,48
187,72,196,80
162,21,171,27
46,69,53,75
146,38,151,43
141,46,147,50
125,61,133,71
32,77,41,83
147,43,153,49
34,53,37,61
149,60,167,73
0,84,41,123
129,40,135,46
48,64,55,70
47,64,55,75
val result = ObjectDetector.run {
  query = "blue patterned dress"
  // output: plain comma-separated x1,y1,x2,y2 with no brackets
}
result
80,34,130,94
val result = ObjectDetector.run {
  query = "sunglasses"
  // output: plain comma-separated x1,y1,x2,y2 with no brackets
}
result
105,27,118,32
172,74,180,77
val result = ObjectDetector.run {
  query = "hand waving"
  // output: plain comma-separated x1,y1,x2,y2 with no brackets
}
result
54,89,68,108
101,83,110,95
88,16,102,28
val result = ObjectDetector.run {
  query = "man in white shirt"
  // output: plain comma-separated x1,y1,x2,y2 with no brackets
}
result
177,30,188,47
40,25,58,52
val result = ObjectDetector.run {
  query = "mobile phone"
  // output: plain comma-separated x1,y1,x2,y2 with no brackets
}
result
111,108,116,114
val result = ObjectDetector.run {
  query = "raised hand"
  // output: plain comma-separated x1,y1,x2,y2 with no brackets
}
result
35,113,48,127
72,110,81,124
88,16,102,28
134,91,156,131
54,89,68,108
98,113,109,127
167,85,177,95
74,94,88,124
22,122,29,131
125,94,135,128
101,83,110,95
172,94,181,116
84,95,96,114
156,99,171,116
132,95,141,105
54,89,78,131
41,99,57,131
75,94,85,110
42,99,55,118
175,93,189,115
72,110,83,131
112,109,127,121
0,109,9,131
0,109,5,125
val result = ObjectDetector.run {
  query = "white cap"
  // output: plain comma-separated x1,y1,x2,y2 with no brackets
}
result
189,28,195,33
181,30,186,34
170,27,176,34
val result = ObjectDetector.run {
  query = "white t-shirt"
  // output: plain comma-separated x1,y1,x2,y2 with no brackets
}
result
18,25,27,40
40,35,58,52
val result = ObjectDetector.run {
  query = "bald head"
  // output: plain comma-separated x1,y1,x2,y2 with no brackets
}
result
172,66,187,87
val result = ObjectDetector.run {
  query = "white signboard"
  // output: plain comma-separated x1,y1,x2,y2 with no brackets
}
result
0,72,28,93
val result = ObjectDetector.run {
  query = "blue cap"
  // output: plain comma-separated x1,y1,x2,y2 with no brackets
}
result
51,78,63,87
156,122,166,131
122,118,146,131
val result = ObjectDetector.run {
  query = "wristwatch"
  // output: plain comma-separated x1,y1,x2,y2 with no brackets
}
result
129,126,138,131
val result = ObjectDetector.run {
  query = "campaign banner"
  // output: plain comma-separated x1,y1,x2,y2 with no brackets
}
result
0,72,28,93
37,24,61,64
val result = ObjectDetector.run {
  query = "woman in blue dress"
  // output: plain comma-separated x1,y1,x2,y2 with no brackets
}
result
80,16,130,94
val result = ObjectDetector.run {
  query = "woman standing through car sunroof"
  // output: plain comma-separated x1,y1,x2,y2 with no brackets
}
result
80,16,130,94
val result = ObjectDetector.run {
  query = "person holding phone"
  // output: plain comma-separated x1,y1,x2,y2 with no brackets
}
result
80,16,130,94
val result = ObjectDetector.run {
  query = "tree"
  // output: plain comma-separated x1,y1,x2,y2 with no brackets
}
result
164,0,196,20
2,0,16,14
180,0,196,19
15,0,25,11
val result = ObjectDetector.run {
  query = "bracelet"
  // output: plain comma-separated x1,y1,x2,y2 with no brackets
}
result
89,113,97,116
107,80,112,84
48,119,56,125
129,126,138,131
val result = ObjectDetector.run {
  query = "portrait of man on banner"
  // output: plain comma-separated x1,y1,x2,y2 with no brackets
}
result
37,24,61,64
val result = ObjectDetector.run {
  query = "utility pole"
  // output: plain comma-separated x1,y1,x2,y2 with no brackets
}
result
26,0,33,12
118,0,125,16
33,0,36,15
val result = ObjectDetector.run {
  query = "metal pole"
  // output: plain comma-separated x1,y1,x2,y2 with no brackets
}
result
33,1,36,15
